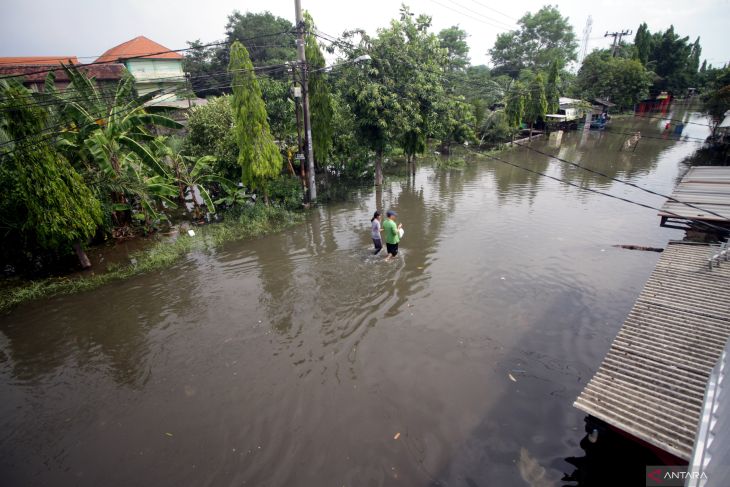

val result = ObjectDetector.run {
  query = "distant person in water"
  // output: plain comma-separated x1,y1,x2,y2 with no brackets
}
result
370,211,383,254
383,210,403,261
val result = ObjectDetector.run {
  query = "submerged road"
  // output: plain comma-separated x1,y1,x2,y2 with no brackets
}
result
0,106,711,486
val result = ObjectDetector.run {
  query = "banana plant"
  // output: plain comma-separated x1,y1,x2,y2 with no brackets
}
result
49,66,182,224
153,138,229,218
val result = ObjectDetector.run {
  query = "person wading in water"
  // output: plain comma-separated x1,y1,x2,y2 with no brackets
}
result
371,211,383,255
383,210,403,262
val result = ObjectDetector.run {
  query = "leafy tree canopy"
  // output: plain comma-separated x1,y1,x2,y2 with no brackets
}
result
489,5,577,77
574,50,653,109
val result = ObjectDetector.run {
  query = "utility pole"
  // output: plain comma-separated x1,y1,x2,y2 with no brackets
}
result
294,0,316,202
605,30,632,57
579,16,592,64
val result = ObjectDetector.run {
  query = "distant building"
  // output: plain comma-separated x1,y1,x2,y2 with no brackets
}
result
0,56,125,93
95,36,187,102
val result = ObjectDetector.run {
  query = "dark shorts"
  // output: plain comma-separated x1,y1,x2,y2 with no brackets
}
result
386,242,399,256
373,238,382,254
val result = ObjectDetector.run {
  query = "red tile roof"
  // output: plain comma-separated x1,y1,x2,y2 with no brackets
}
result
95,36,183,63
0,56,79,65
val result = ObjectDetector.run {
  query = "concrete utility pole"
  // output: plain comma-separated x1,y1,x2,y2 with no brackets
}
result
605,30,632,57
579,16,593,64
294,0,316,202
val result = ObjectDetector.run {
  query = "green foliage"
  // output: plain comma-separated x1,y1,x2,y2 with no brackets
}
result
525,74,548,125
489,5,577,76
479,110,513,145
264,175,303,209
304,12,334,166
328,92,372,179
436,98,477,150
229,41,283,191
545,61,560,114
184,11,296,97
505,81,525,129
703,86,730,123
633,24,704,94
0,79,102,259
258,77,296,146
634,23,652,65
222,11,296,67
184,95,239,181
338,6,447,179
575,51,653,109
439,26,470,72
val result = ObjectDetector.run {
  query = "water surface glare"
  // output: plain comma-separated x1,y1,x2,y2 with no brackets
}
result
0,107,710,486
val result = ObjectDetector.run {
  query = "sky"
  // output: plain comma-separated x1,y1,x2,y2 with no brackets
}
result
1,0,729,69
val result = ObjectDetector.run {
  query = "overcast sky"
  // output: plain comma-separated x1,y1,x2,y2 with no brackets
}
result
2,0,729,69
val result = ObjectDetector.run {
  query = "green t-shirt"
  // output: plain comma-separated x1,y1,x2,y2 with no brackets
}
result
383,218,400,244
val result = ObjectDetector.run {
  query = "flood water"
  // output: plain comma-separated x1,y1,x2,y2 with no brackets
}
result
0,106,712,486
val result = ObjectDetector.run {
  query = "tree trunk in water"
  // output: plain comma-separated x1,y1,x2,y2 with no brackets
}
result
375,148,383,186
73,242,92,269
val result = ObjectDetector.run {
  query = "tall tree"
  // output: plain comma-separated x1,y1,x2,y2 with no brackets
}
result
525,73,547,138
439,25,470,72
574,50,652,109
229,41,282,193
651,25,693,93
0,79,102,268
504,80,525,140
338,6,445,184
489,5,577,76
545,61,560,114
304,12,334,168
218,11,296,68
634,23,652,66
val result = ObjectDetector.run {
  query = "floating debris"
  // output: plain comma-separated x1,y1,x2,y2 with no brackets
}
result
508,373,517,382
393,432,401,440
613,244,663,252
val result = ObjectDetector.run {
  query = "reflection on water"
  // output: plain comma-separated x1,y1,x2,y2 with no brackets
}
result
0,106,710,486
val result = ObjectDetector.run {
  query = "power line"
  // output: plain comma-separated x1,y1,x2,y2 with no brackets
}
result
0,62,291,112
429,0,513,31
604,127,707,143
466,0,517,22
482,151,730,234
517,143,729,221
633,113,715,128
441,0,515,29
0,63,291,154
0,30,295,81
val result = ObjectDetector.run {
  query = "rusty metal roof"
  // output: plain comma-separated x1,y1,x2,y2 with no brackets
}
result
0,64,125,83
0,56,79,65
574,241,730,460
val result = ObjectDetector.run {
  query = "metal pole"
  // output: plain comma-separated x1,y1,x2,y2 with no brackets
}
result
294,0,316,202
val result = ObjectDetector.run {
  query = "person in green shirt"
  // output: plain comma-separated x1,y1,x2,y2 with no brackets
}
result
383,210,403,261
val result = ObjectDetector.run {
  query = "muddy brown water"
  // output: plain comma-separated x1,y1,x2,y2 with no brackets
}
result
0,106,712,486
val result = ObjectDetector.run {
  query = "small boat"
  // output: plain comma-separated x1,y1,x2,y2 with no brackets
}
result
590,119,607,130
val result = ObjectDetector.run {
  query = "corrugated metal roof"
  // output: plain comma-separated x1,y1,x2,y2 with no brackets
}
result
0,64,125,82
659,167,730,222
574,241,730,460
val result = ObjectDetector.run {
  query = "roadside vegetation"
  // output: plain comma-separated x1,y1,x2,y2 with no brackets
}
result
1,3,728,310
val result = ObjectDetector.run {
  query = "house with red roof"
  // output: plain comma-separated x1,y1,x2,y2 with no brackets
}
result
96,36,187,103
